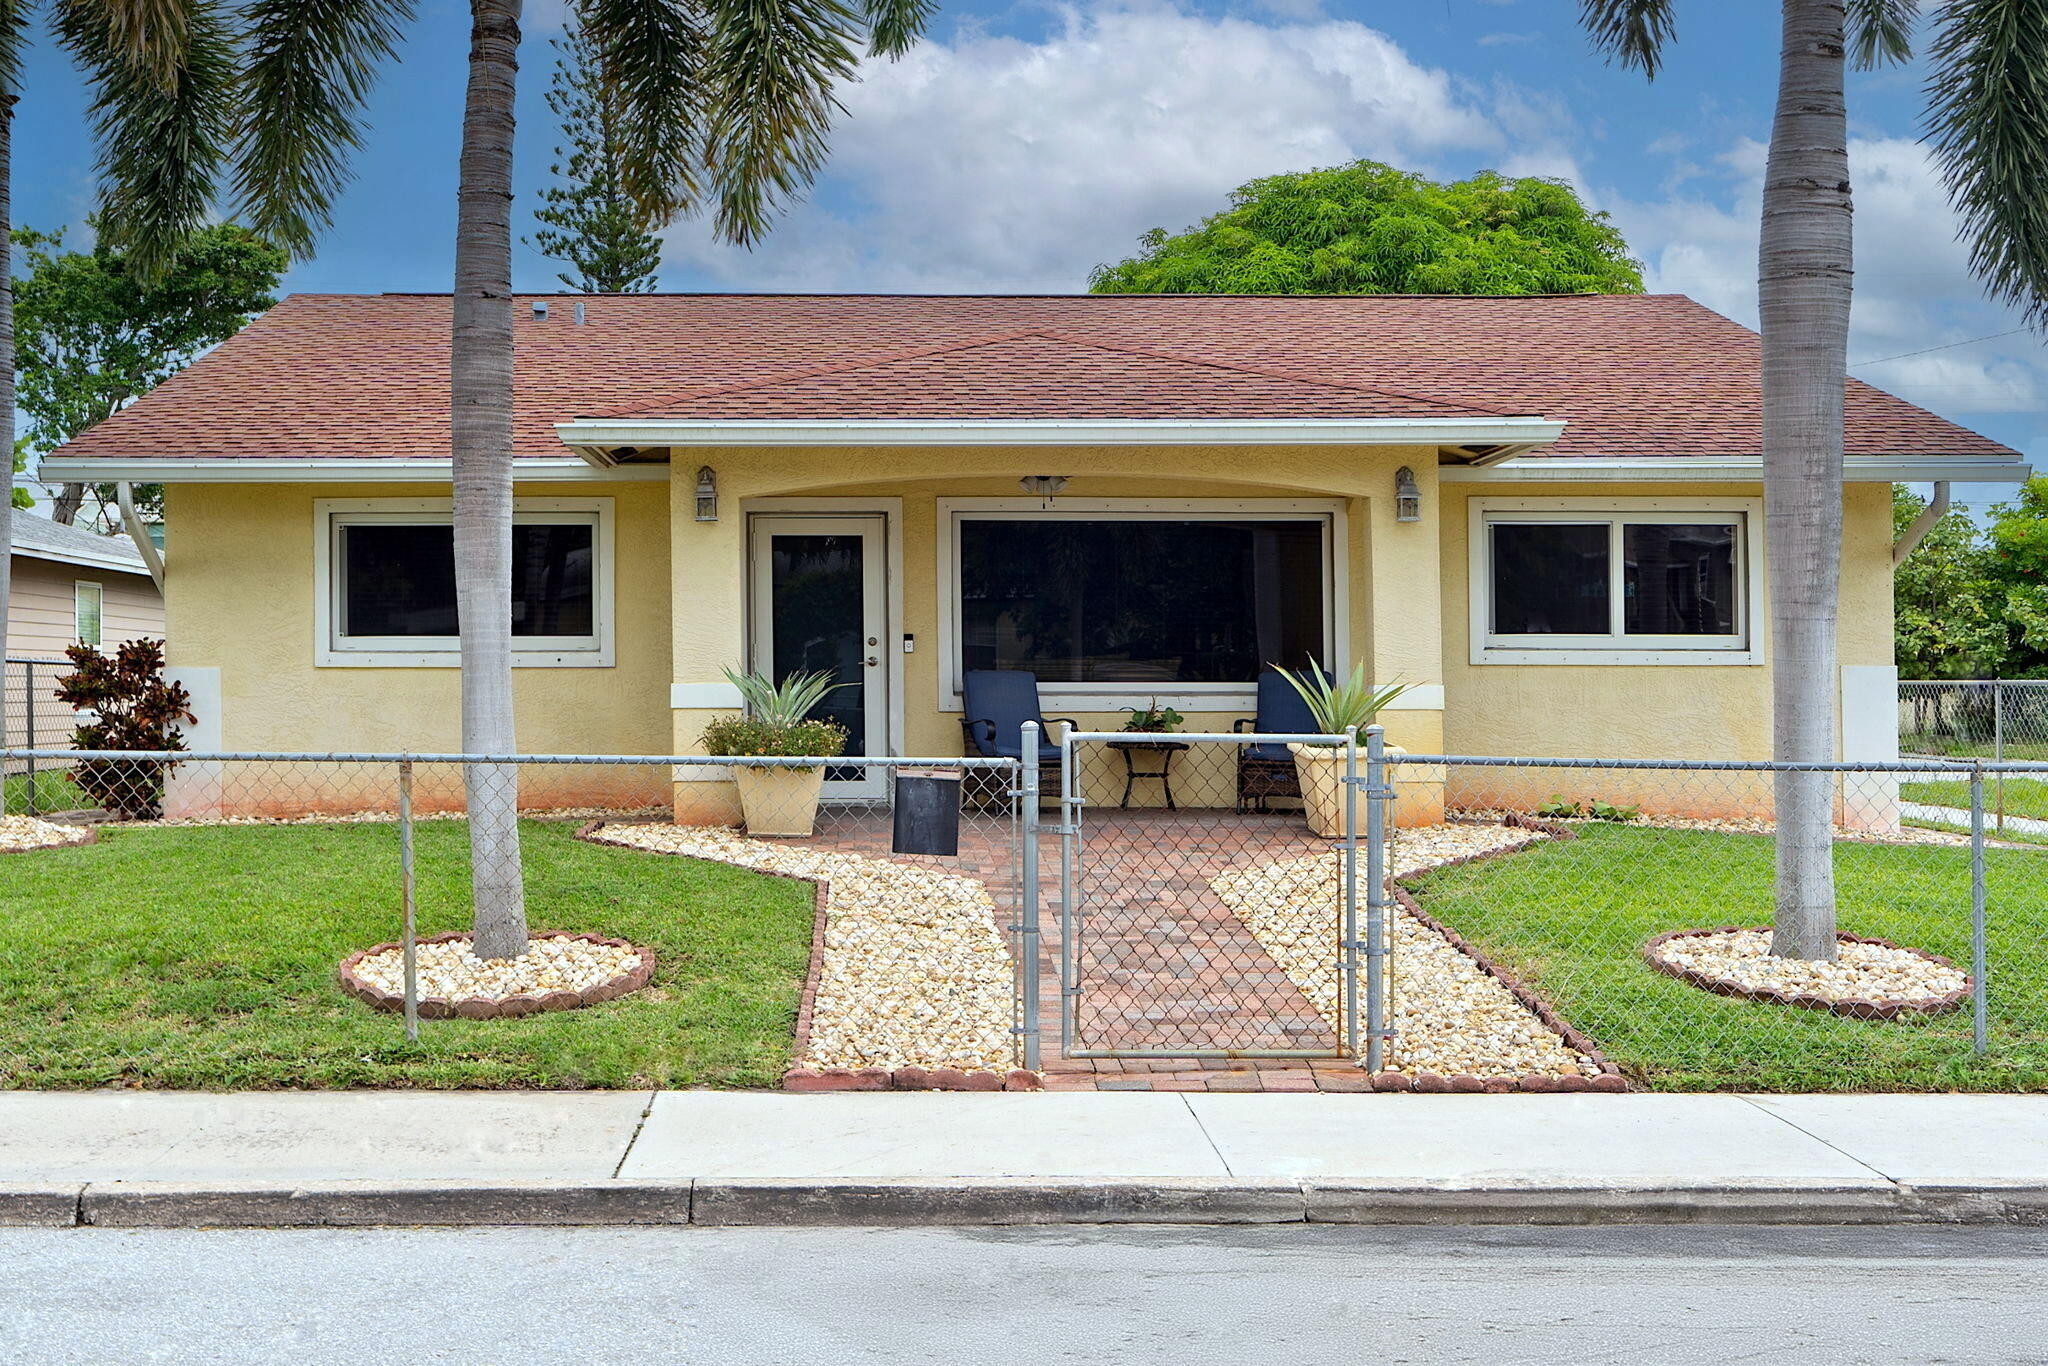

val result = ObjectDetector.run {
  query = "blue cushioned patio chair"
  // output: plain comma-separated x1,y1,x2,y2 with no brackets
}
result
1232,666,1329,813
959,670,1079,803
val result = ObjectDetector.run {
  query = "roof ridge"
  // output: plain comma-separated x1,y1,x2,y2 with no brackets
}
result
580,328,1053,418
1026,328,1526,418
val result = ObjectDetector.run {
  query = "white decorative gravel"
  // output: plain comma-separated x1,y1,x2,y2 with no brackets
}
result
1648,928,1967,1006
0,814,92,852
1213,823,1602,1079
591,824,1016,1073
351,933,642,1001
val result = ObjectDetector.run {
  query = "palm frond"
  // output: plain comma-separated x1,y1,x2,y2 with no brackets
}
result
57,0,194,86
234,0,413,259
1849,0,1919,66
57,0,237,279
703,0,863,247
861,0,931,58
1927,0,2048,323
580,0,712,228
0,0,31,98
1577,0,1675,77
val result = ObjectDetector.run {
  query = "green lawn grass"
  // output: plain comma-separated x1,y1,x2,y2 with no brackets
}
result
3,768,86,816
0,818,814,1089
1901,777,2048,823
1405,823,2048,1091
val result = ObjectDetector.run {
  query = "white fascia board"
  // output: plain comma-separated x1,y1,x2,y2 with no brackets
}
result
36,457,668,484
552,416,1568,449
14,544,150,574
1440,454,2033,484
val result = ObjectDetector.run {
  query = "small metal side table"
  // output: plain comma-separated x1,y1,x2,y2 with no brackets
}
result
1106,738,1190,810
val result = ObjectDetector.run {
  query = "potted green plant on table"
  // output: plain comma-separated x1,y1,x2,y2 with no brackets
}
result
1119,698,1184,734
700,667,849,837
1270,660,1409,838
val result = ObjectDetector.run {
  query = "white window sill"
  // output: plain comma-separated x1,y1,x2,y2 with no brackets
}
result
317,649,615,669
1472,647,1762,667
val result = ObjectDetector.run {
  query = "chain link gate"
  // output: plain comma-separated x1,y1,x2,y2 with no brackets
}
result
1045,722,1384,1065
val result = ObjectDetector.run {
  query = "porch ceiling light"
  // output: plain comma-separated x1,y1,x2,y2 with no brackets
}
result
1020,474,1069,507
695,465,719,522
1394,466,1422,523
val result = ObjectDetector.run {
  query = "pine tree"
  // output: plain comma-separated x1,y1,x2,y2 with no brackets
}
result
527,24,663,295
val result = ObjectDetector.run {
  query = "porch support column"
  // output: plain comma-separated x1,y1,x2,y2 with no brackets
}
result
1360,452,1445,825
670,453,747,823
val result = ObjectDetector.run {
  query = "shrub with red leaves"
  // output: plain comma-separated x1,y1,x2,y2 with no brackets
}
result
54,639,195,819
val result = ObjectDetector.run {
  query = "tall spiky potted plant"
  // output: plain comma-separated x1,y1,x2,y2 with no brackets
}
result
701,667,848,837
1271,660,1409,838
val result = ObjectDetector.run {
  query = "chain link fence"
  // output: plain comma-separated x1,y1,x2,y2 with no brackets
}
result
1900,680,2048,838
2,658,78,815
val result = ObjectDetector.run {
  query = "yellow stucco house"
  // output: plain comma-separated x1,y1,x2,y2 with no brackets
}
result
40,292,2030,820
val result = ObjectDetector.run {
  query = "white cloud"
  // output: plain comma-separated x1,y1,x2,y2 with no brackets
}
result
662,3,1511,292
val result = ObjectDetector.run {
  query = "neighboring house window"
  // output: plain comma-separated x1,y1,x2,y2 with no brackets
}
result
315,499,614,667
74,581,104,647
1470,499,1761,665
944,501,1340,706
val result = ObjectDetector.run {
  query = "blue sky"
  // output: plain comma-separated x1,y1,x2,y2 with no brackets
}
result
15,0,2042,499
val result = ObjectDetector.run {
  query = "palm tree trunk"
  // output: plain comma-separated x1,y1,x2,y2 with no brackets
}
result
453,0,528,960
1762,0,1849,961
0,94,16,809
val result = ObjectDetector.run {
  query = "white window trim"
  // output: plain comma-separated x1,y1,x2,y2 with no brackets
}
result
74,580,104,647
1468,496,1764,666
936,497,1349,713
313,497,616,668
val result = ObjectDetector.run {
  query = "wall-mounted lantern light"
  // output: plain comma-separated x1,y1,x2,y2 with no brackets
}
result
1394,466,1421,523
695,466,719,522
1019,474,1069,507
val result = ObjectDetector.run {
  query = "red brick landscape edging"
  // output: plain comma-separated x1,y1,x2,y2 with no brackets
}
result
1642,926,1971,1020
1382,813,1630,1093
575,820,1044,1093
336,929,657,1019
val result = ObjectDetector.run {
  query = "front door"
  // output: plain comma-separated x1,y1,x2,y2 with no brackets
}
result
748,515,889,800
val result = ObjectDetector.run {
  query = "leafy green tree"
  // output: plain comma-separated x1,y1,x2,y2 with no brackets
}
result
1893,486,2009,680
16,224,285,529
527,23,663,293
9,440,28,512
1089,161,1644,295
1984,476,2048,675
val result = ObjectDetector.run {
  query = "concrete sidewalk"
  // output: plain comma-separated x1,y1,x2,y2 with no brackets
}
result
6,1091,2048,1228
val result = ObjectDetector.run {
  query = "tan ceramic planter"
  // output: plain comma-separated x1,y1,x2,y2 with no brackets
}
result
1288,742,1408,838
734,764,827,837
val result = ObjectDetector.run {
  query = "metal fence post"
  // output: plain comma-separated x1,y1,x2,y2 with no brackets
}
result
1056,719,1078,1060
1970,758,1989,1057
23,662,37,817
1341,727,1361,1061
1993,682,2006,834
1016,725,1042,1073
1363,723,1388,1074
398,757,419,1045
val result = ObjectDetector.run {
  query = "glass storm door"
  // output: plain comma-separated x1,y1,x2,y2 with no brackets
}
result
748,516,889,800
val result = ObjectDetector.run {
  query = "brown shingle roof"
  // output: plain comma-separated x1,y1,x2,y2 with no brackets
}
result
51,291,2018,461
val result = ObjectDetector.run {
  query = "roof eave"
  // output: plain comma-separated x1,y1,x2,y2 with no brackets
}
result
1438,454,2034,483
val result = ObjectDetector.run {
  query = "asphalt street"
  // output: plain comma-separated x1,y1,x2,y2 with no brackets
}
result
3,1223,2043,1364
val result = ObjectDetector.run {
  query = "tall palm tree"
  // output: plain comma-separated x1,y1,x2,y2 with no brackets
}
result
0,0,248,807
1579,0,2048,960
241,0,932,958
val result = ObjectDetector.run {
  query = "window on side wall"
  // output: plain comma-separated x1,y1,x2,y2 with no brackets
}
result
316,500,613,667
1473,502,1757,665
74,581,104,647
951,510,1334,703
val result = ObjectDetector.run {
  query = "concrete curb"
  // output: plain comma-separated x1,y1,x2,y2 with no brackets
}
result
20,1179,2048,1228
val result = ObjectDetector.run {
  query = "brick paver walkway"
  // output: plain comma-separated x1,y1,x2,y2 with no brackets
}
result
804,802,1371,1093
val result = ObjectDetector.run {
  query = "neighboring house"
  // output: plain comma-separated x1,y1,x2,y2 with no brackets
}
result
7,512,164,658
38,292,2032,820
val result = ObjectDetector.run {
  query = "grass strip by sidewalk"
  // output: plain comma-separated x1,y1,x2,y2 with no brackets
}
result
1404,823,2048,1092
0,818,813,1089
1900,776,2048,824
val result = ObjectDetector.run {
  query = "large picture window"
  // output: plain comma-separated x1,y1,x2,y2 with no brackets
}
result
317,500,613,667
953,509,1332,694
1473,501,1755,664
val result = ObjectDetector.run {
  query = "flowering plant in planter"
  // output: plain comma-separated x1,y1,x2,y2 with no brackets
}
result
1269,659,1409,837
700,668,848,836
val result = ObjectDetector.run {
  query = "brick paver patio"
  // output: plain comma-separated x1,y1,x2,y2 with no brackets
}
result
804,802,1372,1092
